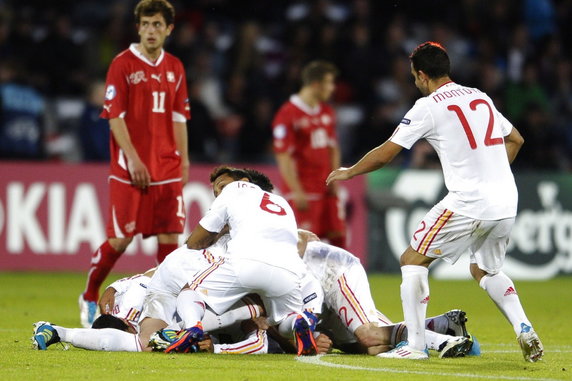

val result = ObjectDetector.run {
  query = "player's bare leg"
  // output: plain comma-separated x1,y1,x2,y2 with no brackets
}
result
471,264,543,362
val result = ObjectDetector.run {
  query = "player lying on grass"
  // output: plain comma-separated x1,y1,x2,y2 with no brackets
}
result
32,244,267,353
259,232,478,358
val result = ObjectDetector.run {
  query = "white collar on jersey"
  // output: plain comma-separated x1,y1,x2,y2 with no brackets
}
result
290,94,321,115
129,43,165,67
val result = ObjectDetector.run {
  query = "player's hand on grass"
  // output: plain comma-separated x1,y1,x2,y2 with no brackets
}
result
128,156,151,189
315,333,333,354
326,167,352,186
198,336,214,353
293,190,309,211
98,287,116,314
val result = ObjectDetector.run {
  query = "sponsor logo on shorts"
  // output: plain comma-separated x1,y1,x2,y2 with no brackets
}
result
124,221,136,233
401,118,411,125
420,296,430,304
303,292,317,304
432,249,442,255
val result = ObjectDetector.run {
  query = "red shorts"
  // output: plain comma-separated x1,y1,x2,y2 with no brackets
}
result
106,179,185,238
289,193,345,238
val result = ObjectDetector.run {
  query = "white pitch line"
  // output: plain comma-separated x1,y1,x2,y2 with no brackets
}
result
296,355,560,381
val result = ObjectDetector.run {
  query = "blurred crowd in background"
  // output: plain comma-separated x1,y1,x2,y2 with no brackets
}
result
1,0,571,171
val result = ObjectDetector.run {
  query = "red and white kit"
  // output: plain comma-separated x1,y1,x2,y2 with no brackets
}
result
272,95,344,236
101,44,190,238
391,82,518,269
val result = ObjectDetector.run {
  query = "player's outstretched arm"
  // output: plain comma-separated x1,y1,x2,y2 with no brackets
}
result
504,126,524,164
326,140,403,185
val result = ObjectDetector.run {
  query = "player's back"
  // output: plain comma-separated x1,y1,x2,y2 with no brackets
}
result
416,82,517,220
303,241,360,293
216,181,303,271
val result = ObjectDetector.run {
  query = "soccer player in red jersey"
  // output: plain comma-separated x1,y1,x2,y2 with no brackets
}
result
272,61,346,248
79,0,190,328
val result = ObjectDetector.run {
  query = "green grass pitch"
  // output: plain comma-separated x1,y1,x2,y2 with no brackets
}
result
1,272,570,380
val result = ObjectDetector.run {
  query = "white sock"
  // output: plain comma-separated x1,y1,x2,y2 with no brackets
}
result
401,265,429,351
55,326,141,351
177,289,206,328
424,329,454,350
202,302,259,332
479,272,532,335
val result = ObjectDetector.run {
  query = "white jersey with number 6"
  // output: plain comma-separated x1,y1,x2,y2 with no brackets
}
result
390,82,517,220
199,181,304,273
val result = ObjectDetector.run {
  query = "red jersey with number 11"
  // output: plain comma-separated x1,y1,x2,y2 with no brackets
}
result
101,44,190,183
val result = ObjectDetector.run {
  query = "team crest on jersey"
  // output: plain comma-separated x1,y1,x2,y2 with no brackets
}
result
167,71,175,82
129,71,147,84
321,114,331,125
105,85,116,100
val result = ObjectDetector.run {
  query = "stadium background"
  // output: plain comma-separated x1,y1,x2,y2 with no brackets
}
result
1,0,571,279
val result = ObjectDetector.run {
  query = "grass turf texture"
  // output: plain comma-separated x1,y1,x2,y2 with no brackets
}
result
1,272,570,380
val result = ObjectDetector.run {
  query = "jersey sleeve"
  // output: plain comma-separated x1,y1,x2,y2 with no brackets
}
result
496,108,514,137
272,105,295,154
389,99,434,149
101,57,129,120
172,60,191,122
198,185,234,233
107,275,134,294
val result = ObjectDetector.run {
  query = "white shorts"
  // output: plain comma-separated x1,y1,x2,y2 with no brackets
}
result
301,272,324,315
190,258,305,326
410,202,515,274
325,264,391,333
139,246,215,325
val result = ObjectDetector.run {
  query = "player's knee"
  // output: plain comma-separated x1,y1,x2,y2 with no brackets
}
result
470,263,488,283
108,237,133,253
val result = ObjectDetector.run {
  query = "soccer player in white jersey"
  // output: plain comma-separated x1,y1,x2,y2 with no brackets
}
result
33,244,265,352
298,233,474,358
327,42,542,361
165,166,318,355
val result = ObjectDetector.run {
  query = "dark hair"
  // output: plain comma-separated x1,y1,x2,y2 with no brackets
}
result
209,165,251,183
92,314,130,331
244,169,274,192
134,0,175,25
409,41,450,79
301,60,339,86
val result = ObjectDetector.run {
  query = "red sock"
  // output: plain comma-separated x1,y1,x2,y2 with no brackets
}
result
83,241,122,302
157,243,178,264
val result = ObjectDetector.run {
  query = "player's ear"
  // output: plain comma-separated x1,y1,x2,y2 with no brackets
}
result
166,24,174,36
